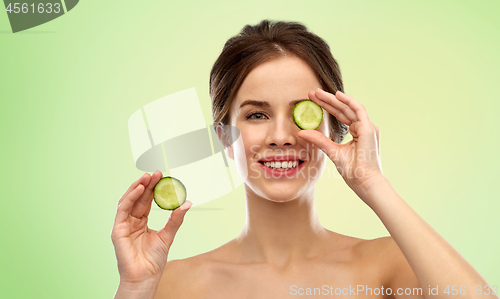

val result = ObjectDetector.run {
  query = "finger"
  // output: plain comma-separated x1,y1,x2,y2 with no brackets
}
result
118,173,151,207
158,201,192,249
130,171,163,219
373,124,380,142
314,88,358,124
115,184,145,224
297,130,342,164
349,122,359,139
308,90,353,126
348,118,376,141
373,124,381,152
334,90,370,122
373,125,382,174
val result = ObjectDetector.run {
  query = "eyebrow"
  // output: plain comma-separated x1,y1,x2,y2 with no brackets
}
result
239,99,308,108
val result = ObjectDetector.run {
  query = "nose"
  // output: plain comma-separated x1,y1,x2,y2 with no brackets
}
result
266,115,298,148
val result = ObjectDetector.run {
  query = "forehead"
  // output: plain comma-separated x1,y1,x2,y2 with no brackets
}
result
233,55,321,109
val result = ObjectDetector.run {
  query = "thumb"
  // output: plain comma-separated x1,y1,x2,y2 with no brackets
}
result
158,200,192,249
297,130,342,165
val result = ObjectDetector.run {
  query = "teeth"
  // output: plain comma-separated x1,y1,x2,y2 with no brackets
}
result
263,161,301,170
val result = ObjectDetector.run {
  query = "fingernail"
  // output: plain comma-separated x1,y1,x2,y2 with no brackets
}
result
180,201,192,210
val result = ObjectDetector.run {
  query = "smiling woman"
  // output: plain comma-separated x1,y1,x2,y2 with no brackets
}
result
111,20,499,299
216,54,336,202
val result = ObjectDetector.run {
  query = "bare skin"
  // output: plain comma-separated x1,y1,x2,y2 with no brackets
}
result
113,56,498,299
156,232,420,298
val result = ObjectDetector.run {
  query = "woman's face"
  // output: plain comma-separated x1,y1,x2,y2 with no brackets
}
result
224,55,331,203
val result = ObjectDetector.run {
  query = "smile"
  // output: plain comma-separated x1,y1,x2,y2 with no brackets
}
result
258,156,306,178
259,160,305,170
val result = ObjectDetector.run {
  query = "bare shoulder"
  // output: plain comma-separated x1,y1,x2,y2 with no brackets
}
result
154,253,213,299
320,231,386,272
154,242,236,299
324,231,387,260
354,236,406,270
359,236,421,291
356,235,399,257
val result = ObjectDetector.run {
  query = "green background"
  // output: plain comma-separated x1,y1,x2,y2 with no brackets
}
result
1,0,499,297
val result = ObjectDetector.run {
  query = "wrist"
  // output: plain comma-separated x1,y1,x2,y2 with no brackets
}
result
114,279,160,299
355,175,392,205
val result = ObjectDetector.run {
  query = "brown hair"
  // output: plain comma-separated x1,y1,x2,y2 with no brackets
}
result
210,19,348,144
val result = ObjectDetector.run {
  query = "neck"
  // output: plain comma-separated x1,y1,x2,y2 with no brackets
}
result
235,183,329,267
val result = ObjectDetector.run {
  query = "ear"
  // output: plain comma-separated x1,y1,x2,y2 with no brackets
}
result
216,125,234,160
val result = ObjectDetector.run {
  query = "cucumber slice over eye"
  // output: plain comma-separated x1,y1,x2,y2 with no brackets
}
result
153,176,187,210
293,100,323,130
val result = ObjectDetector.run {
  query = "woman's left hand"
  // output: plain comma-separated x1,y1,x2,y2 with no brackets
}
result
297,88,385,200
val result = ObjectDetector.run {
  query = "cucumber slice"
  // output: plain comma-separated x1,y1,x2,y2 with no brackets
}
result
293,100,323,130
153,176,187,210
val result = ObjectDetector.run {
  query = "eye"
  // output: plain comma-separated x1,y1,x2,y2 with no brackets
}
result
246,111,269,120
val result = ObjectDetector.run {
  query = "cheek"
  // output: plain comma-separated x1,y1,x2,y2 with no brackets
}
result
234,128,270,179
236,129,265,158
230,128,260,182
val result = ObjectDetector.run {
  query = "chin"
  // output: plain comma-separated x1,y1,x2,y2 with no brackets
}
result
242,162,320,203
260,185,306,203
265,195,296,203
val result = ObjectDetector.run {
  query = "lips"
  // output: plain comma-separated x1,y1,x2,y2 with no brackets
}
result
256,154,307,178
258,155,306,163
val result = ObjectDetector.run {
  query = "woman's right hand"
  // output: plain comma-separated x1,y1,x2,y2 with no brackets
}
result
111,171,192,287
